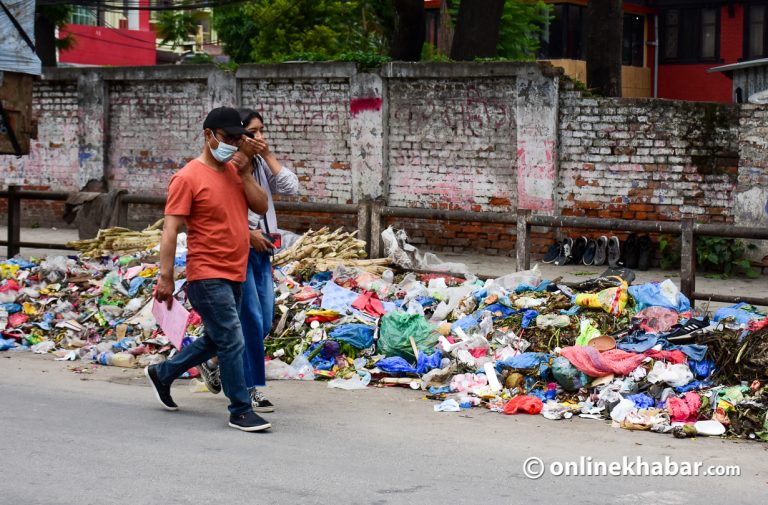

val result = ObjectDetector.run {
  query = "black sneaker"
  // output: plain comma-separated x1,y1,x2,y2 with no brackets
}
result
250,388,275,413
593,236,608,266
542,241,561,264
607,236,621,267
571,236,588,264
229,411,271,432
623,234,639,269
582,239,597,265
197,361,221,394
144,365,178,411
637,235,653,271
553,238,573,266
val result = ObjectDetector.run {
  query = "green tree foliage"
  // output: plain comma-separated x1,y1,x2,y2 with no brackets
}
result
212,4,259,63
450,0,552,60
155,10,207,49
213,0,394,64
496,0,551,60
35,4,74,66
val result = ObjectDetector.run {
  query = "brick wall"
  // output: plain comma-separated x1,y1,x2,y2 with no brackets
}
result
558,80,740,225
387,77,517,211
240,76,353,204
108,79,208,195
733,104,768,233
2,63,767,258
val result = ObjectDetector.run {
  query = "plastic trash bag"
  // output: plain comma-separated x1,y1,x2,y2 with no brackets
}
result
610,399,636,422
514,297,546,309
574,280,628,315
0,338,18,351
382,226,471,275
503,395,543,415
518,310,538,329
289,355,316,380
434,399,461,412
635,306,680,333
490,267,541,291
537,314,571,329
416,350,443,374
551,356,590,391
689,358,715,380
575,319,601,347
628,280,691,312
542,400,577,420
265,358,298,380
627,393,655,409
713,303,764,326
495,352,550,372
328,323,374,349
450,373,488,393
327,372,370,390
378,311,437,362
646,361,694,388
376,356,417,374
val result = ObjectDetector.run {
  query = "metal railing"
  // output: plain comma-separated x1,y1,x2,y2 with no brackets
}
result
0,186,72,255
515,210,768,307
1,186,370,256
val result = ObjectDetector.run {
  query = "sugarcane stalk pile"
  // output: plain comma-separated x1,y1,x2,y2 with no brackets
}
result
67,219,164,257
273,227,391,274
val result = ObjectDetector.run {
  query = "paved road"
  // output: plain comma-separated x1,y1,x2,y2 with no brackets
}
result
2,352,766,505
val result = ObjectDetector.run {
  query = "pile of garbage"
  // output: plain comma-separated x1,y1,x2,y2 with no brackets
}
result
1,226,767,442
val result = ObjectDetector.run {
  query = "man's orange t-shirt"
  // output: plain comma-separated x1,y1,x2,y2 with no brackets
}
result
164,159,249,283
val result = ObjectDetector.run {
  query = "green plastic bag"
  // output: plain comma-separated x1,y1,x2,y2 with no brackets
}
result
377,311,437,362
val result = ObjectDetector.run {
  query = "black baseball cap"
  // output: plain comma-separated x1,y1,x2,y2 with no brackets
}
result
203,106,248,136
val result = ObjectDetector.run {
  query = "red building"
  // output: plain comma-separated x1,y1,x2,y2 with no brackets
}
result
537,0,767,103
58,1,156,66
655,0,753,102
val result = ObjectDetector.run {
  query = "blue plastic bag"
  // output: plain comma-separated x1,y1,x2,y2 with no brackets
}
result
0,338,18,351
328,323,375,349
628,282,691,312
689,358,715,379
128,277,146,297
416,350,443,374
495,352,550,372
514,280,551,293
482,303,517,320
627,393,655,409
376,356,417,374
0,303,22,314
451,314,479,333
713,303,764,325
520,310,539,329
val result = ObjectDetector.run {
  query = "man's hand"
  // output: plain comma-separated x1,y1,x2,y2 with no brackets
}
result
231,151,251,176
155,273,175,309
250,229,274,252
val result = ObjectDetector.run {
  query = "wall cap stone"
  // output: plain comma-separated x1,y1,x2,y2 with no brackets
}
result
236,62,357,79
42,65,216,81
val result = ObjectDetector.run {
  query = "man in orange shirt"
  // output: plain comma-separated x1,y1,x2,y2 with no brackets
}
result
145,106,272,432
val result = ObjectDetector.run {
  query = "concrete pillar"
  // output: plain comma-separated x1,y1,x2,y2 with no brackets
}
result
349,72,386,203
76,71,108,188
208,69,237,110
515,68,559,213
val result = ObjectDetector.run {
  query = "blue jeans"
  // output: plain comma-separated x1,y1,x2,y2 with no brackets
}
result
240,250,274,389
155,279,252,415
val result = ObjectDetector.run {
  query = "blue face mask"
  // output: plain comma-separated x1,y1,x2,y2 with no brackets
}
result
208,135,238,163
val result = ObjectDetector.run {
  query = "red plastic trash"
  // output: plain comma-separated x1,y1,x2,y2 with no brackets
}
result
503,395,543,415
